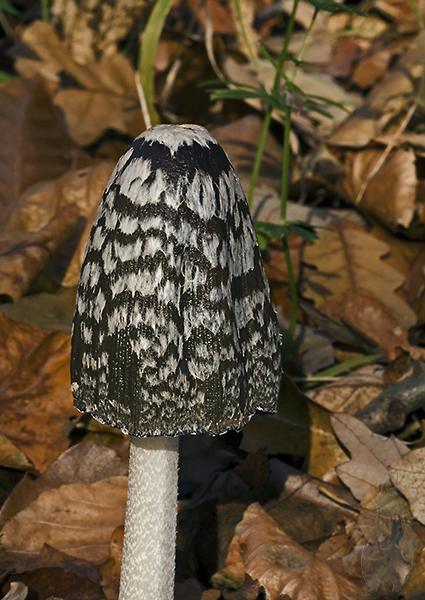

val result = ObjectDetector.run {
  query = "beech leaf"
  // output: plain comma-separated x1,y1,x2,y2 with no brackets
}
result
331,413,409,500
214,502,364,600
0,476,127,564
0,76,89,218
0,314,79,471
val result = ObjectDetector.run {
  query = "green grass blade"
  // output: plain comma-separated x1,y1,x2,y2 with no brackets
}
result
138,0,174,127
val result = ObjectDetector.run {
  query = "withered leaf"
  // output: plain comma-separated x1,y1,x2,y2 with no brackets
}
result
0,76,89,218
3,567,104,600
340,147,419,235
17,22,144,145
306,364,385,415
0,476,127,564
0,203,80,301
6,162,114,288
359,483,421,594
0,313,79,471
331,413,409,500
214,502,364,600
0,436,128,526
303,221,417,353
390,448,425,526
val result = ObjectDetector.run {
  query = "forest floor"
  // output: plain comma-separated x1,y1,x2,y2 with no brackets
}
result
0,0,425,599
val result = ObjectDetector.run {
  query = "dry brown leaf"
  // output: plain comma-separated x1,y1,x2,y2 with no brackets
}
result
359,483,421,594
214,503,364,600
0,204,80,301
6,163,114,287
374,0,425,32
16,22,144,145
0,313,79,471
51,0,151,64
0,437,128,526
371,225,425,324
302,221,417,353
98,525,124,600
331,413,409,500
340,147,419,233
352,46,393,88
306,364,385,414
321,292,411,357
328,34,424,148
0,76,89,218
0,476,127,564
3,566,104,600
390,448,425,526
212,115,283,198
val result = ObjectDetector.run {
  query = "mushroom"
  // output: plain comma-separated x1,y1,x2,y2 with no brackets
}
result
71,124,282,600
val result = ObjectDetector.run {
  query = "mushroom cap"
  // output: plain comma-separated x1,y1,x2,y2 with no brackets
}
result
71,124,281,437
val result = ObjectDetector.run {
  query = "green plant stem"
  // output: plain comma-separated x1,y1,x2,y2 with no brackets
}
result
280,103,292,224
247,0,299,209
281,236,298,356
138,0,174,127
41,0,49,23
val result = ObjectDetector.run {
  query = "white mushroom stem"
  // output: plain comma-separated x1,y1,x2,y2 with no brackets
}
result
119,436,179,600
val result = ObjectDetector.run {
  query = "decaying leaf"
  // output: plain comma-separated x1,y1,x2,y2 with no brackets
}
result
340,147,419,233
51,0,151,64
302,221,417,354
5,162,114,288
213,502,364,600
0,313,79,471
0,76,89,218
390,448,425,526
306,364,385,415
359,483,421,594
0,204,80,301
98,525,124,600
0,476,127,564
0,437,128,526
16,21,145,145
0,433,35,474
331,413,409,500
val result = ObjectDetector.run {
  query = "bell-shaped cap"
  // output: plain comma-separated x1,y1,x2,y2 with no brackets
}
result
71,124,281,436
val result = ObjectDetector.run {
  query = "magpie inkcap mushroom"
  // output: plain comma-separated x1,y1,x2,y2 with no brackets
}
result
71,123,282,600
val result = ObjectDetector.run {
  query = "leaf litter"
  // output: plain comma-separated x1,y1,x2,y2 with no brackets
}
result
1,1,425,599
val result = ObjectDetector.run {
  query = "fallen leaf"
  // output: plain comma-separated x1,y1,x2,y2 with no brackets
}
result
98,525,124,600
0,433,35,473
374,0,425,32
306,364,385,414
331,413,409,500
302,221,417,353
0,476,127,563
340,147,419,233
352,46,393,88
359,483,421,594
50,1,150,63
0,436,128,526
16,22,145,145
242,375,347,482
371,225,425,324
0,203,80,301
6,162,114,287
328,34,424,148
0,287,77,333
390,448,425,526
0,76,89,218
213,503,364,600
2,582,28,600
0,313,79,471
3,567,104,600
